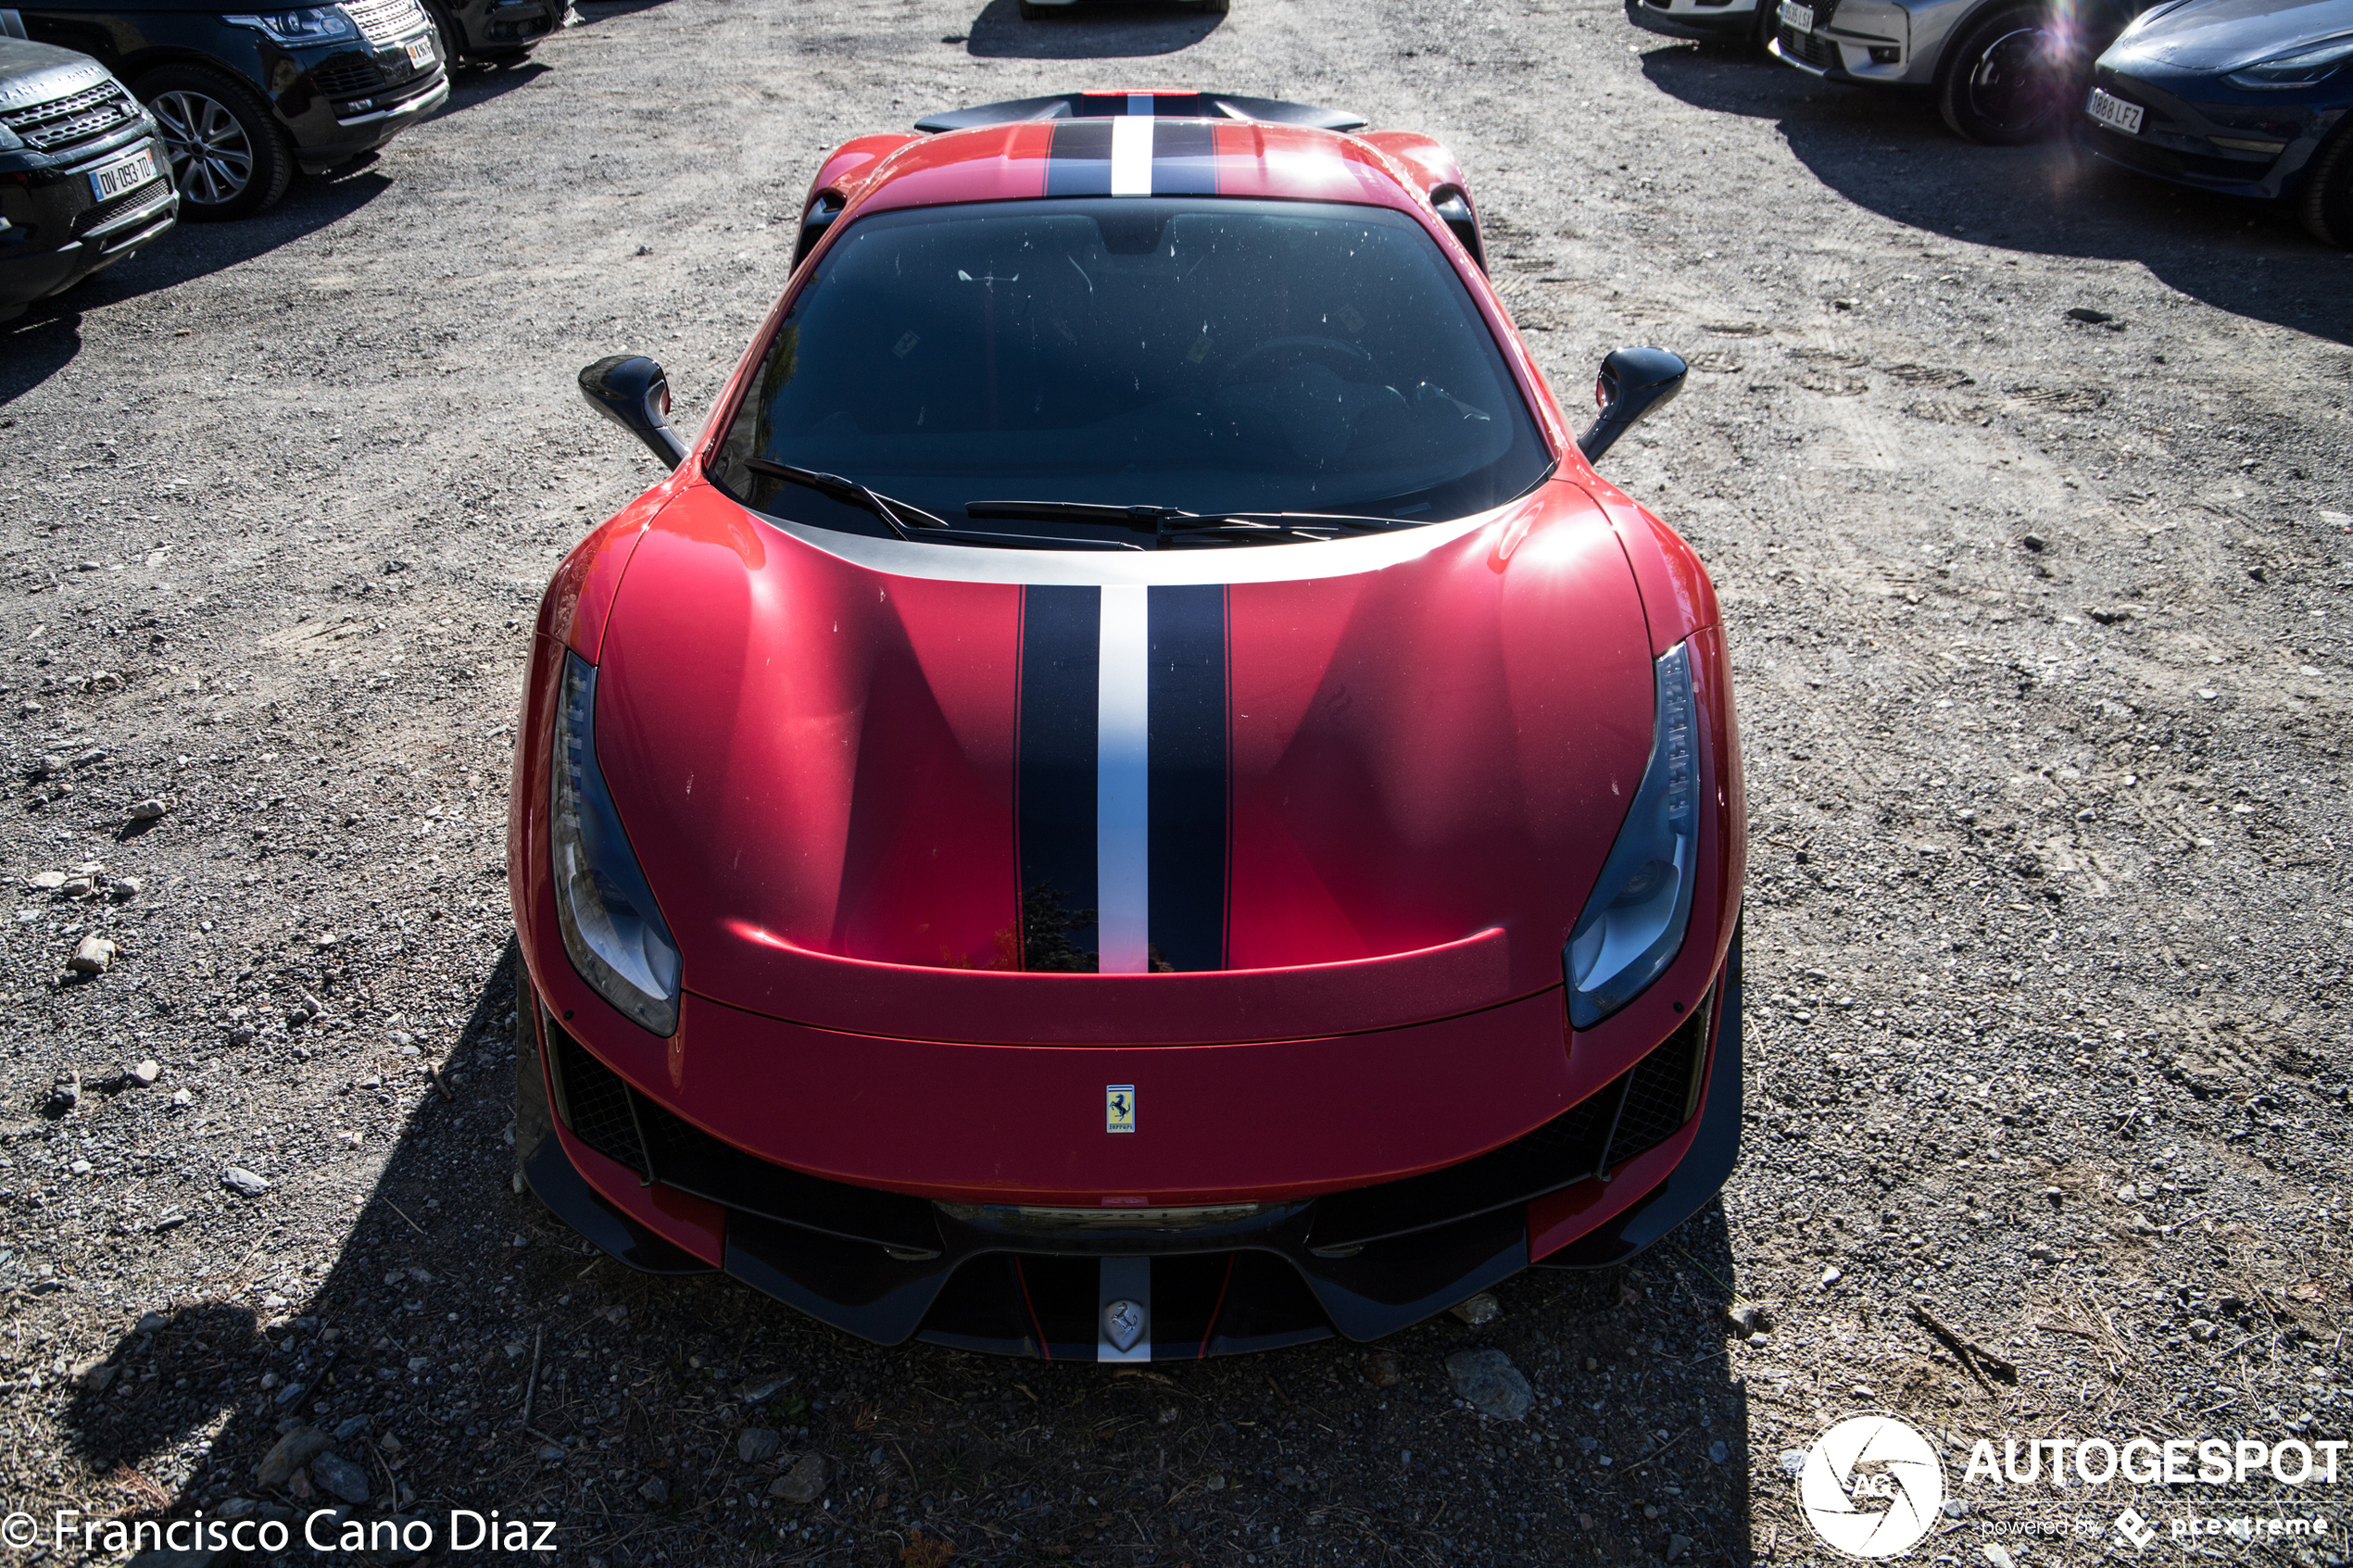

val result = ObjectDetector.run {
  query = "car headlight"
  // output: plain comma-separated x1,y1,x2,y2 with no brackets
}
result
2224,33,2353,88
550,651,682,1035
1565,640,1699,1030
223,6,354,43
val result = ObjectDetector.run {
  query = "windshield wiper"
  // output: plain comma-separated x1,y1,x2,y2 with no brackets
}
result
746,458,949,541
747,461,1143,550
964,500,1426,548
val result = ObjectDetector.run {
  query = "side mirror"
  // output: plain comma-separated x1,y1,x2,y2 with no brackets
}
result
1576,346,1687,465
578,355,688,470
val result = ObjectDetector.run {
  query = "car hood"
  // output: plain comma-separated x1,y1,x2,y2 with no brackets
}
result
588,476,1659,1038
2108,0,2353,71
0,39,115,107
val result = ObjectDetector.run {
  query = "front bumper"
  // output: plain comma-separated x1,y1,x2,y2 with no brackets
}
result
1626,0,1764,43
448,0,565,56
2076,67,2342,203
271,32,450,167
0,134,178,315
517,938,1743,1358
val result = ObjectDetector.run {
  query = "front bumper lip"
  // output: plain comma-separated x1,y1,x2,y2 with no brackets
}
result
518,935,1744,1355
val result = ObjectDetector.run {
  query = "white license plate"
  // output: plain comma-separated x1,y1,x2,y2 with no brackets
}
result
87,145,157,202
405,34,435,69
1780,2,1815,31
2087,86,2145,135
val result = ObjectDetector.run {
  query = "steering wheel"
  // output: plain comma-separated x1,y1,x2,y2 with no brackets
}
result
1218,334,1375,383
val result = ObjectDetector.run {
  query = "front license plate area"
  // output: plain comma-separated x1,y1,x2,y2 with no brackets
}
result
2087,87,2145,135
1780,2,1815,31
405,35,434,69
87,146,157,202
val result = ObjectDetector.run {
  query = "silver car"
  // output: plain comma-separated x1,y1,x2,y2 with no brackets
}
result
1768,0,2162,142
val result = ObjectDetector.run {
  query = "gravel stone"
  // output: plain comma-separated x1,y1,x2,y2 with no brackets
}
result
220,1168,271,1198
1444,1349,1532,1422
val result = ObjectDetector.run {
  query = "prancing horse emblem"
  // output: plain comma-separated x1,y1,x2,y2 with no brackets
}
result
1104,1298,1146,1352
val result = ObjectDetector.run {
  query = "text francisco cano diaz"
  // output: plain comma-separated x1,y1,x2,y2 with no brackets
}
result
19,1506,557,1556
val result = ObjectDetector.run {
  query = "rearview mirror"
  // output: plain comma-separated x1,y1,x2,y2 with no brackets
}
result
578,355,688,470
1577,346,1687,465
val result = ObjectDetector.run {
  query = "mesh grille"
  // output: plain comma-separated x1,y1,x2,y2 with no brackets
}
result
547,1020,646,1173
1606,997,1711,1168
312,58,385,98
345,0,426,43
1780,24,1841,68
75,177,170,237
0,81,139,153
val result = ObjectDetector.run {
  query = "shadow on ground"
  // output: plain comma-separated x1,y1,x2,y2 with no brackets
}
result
1640,44,2353,347
10,166,393,367
435,58,554,116
61,940,1755,1566
963,0,1221,60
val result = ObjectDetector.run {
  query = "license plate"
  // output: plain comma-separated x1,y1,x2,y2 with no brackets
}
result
2087,86,2145,135
87,145,157,202
405,34,434,68
1780,2,1815,30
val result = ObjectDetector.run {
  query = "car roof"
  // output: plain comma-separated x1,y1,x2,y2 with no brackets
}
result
853,114,1427,220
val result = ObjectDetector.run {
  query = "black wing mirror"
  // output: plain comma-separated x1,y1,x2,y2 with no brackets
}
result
578,355,688,470
1577,346,1687,465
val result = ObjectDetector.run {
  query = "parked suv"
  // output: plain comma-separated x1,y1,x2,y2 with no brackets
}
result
0,32,177,320
421,0,568,68
1768,0,2159,143
9,0,448,219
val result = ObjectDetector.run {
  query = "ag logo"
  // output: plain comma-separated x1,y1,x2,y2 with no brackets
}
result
1798,1414,1945,1559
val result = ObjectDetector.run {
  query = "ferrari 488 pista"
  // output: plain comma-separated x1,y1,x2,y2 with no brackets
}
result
509,89,1748,1361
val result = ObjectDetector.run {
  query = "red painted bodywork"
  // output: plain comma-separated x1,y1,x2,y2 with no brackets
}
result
511,107,1744,1244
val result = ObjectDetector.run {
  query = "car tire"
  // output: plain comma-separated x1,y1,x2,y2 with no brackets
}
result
134,64,295,221
1750,0,1780,49
1933,1,2086,145
424,0,467,66
2300,122,2353,247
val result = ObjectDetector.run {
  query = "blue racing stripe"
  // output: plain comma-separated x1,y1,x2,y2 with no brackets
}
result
1145,583,1228,972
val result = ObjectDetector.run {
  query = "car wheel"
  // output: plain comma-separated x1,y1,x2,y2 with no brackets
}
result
2300,122,2353,247
424,0,466,66
1933,1,2085,145
1750,0,1780,48
134,65,294,220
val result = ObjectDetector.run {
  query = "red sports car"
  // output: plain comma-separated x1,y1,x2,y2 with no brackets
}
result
509,89,1746,1361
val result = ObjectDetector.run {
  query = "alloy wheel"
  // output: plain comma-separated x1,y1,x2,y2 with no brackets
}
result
150,90,256,207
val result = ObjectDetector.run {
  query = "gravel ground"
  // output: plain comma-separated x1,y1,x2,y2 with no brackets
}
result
2,0,2349,1563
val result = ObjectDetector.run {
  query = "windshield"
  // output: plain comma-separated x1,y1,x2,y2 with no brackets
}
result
712,197,1552,541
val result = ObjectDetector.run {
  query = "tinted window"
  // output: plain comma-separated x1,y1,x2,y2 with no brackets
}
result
714,197,1551,537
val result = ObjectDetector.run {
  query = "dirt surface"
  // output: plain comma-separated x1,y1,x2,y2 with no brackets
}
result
3,0,2350,1563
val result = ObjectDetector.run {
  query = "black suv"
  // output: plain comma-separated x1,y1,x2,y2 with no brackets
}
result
422,0,567,67
8,0,448,219
1,33,177,320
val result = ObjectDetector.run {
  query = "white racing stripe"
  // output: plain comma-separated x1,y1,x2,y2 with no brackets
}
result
1096,583,1151,973
1110,115,1153,197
